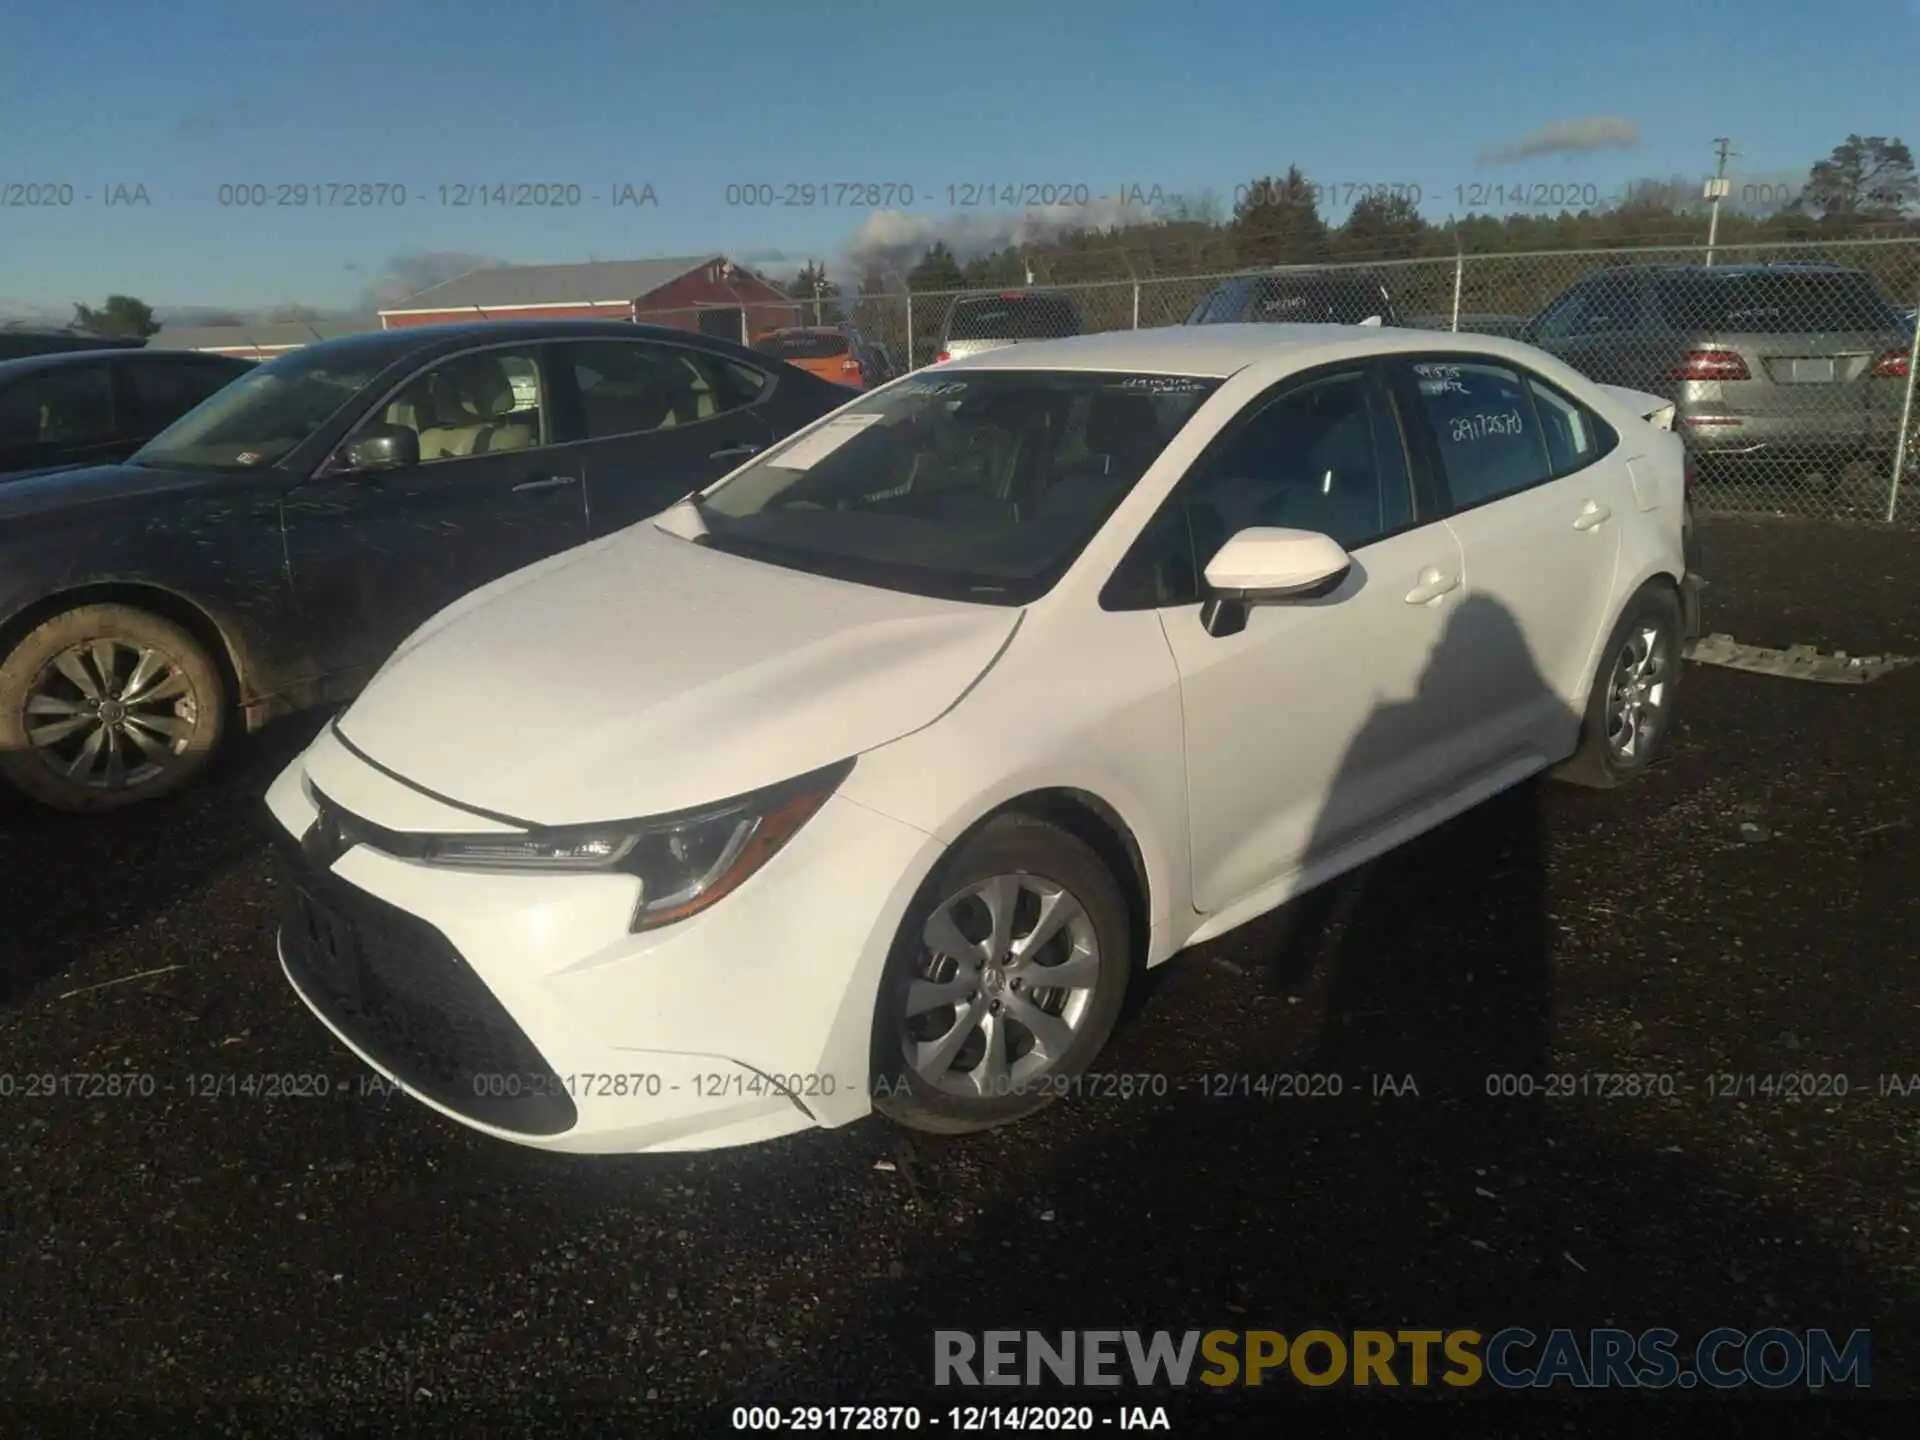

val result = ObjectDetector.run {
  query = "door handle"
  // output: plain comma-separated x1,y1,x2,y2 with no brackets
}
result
512,475,579,493
1404,567,1460,606
1572,500,1612,531
709,443,763,461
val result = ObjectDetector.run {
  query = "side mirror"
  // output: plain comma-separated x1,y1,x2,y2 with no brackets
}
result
1200,527,1352,637
1359,314,1383,327
340,424,418,474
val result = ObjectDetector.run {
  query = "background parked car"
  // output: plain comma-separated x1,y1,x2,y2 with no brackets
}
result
0,330,146,362
0,348,255,479
1522,263,1911,477
752,325,890,388
1184,270,1399,327
0,320,852,812
934,291,1086,364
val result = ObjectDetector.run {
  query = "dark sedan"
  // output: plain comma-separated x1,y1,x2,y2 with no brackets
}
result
0,320,855,811
0,348,256,479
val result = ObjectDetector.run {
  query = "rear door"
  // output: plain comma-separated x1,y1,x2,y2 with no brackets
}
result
0,362,122,475
280,341,591,682
550,337,781,536
1392,354,1633,767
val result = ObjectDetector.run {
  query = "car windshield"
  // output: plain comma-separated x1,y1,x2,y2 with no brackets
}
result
131,336,406,470
757,331,851,360
1653,271,1898,333
1249,279,1387,324
694,370,1221,603
945,296,1083,341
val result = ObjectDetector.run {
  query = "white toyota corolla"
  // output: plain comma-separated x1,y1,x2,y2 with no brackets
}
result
266,324,1703,1154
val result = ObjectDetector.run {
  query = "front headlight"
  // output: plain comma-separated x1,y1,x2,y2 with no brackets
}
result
418,759,853,931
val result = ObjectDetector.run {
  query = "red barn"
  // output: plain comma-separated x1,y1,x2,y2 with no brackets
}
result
376,254,800,341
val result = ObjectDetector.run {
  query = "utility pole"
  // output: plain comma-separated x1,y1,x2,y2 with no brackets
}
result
1704,137,1737,267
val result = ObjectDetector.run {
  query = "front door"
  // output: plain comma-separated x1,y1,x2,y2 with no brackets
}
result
1156,363,1469,914
279,343,590,685
550,337,779,536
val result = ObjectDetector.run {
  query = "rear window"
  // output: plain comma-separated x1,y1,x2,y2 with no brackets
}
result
944,295,1084,341
1248,279,1390,325
1654,271,1897,333
755,331,851,361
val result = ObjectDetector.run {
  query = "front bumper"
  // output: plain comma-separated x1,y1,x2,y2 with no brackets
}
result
265,732,942,1154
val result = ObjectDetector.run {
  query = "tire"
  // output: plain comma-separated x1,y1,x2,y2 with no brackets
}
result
870,814,1132,1135
1554,582,1684,790
0,603,227,812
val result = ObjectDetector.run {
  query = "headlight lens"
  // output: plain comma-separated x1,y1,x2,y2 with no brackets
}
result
417,759,853,931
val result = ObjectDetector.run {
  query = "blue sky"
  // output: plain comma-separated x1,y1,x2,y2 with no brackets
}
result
1,0,1914,319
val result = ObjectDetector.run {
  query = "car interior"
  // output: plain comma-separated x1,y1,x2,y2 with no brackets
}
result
381,354,543,459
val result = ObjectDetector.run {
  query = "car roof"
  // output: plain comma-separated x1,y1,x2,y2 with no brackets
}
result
0,347,251,381
1596,262,1866,280
248,319,777,371
931,322,1531,378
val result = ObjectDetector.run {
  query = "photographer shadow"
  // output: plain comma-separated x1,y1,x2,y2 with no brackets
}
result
764,591,1902,1424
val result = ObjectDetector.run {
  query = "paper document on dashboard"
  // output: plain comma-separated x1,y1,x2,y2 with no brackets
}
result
766,413,886,470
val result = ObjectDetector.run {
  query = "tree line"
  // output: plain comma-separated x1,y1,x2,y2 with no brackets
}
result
785,134,1920,309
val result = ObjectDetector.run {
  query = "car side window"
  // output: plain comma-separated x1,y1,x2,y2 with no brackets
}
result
1525,374,1616,476
0,366,115,448
564,340,745,440
1406,360,1554,508
715,357,771,407
1182,369,1414,570
1529,284,1591,343
1567,274,1639,335
366,348,548,463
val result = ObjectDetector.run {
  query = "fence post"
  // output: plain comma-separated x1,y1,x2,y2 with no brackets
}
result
1132,281,1141,329
1888,292,1920,524
1449,250,1464,333
906,292,914,369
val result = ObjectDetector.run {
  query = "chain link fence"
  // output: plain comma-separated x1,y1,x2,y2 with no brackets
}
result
636,237,1920,525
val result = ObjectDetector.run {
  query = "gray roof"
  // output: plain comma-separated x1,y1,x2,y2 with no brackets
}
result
148,317,383,351
381,255,737,312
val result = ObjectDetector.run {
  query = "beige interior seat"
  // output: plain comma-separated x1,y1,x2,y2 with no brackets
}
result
417,356,537,459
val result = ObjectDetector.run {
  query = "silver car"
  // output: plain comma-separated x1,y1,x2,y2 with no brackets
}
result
933,291,1084,365
1524,263,1911,476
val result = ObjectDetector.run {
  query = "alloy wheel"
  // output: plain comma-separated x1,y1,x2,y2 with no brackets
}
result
901,872,1103,1099
21,638,202,792
1605,619,1673,761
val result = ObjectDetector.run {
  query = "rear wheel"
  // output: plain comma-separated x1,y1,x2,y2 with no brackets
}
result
1554,584,1683,790
870,815,1132,1135
0,604,227,812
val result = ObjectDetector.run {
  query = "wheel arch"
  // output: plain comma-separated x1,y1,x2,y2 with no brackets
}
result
948,786,1155,973
0,581,250,721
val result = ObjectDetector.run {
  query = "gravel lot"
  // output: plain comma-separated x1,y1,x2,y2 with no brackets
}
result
2,515,1916,1435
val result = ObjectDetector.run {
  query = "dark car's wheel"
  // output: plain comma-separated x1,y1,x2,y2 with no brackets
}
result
0,604,227,812
1554,583,1684,790
871,815,1132,1135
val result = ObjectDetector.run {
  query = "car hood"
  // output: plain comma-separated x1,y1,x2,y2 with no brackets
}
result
336,522,1022,826
0,461,220,519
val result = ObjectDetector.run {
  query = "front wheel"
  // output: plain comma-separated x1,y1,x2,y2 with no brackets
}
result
1554,583,1684,790
870,815,1132,1135
0,603,227,812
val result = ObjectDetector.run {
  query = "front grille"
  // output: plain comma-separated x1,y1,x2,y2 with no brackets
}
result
274,823,577,1137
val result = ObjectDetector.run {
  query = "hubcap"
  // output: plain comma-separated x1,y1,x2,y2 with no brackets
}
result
902,871,1102,1099
21,639,199,791
1605,621,1672,761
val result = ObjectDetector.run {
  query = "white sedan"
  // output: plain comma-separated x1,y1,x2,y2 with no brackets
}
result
265,324,1702,1154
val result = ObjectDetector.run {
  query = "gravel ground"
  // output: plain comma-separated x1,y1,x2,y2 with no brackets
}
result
2,516,1916,1435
